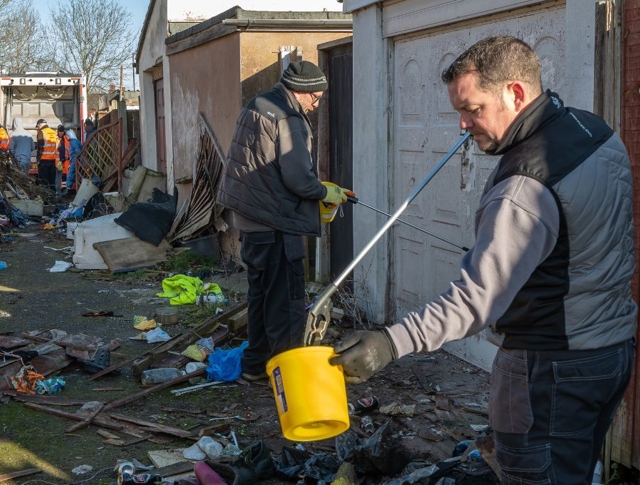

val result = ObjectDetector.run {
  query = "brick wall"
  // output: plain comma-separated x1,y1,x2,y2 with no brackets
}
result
622,0,640,471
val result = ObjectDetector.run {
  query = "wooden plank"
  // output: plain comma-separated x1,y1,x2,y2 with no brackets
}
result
0,469,42,482
107,413,194,438
65,403,105,433
227,308,248,333
93,238,170,274
23,402,149,438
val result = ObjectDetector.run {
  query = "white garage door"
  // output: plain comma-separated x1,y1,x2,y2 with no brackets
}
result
391,7,566,370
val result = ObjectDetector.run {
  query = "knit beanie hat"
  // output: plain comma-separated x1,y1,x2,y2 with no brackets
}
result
281,61,328,92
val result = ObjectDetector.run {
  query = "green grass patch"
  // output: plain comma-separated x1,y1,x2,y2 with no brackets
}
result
161,251,218,274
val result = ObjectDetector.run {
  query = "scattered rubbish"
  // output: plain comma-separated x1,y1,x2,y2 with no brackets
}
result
35,376,65,394
49,260,72,273
140,367,185,385
182,343,212,362
158,275,223,306
82,311,115,317
71,465,94,475
115,461,136,485
361,415,375,434
81,347,114,373
206,341,248,382
154,307,179,325
171,380,225,396
348,396,379,415
121,472,162,484
145,327,171,343
0,261,7,270
10,365,44,395
115,187,177,246
470,424,490,433
188,436,224,460
336,421,410,477
379,402,417,417
133,315,157,331
185,362,209,384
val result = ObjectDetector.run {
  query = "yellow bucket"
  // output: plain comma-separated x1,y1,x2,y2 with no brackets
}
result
266,346,350,441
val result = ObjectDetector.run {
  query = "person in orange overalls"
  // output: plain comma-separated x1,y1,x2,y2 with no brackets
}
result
56,125,71,199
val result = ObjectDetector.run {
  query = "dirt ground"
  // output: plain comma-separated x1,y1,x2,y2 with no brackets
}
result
0,222,499,485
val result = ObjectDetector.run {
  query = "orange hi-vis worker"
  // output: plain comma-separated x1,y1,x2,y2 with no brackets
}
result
0,125,9,151
39,126,58,161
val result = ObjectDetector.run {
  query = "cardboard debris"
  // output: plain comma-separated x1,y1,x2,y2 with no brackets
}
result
93,237,170,273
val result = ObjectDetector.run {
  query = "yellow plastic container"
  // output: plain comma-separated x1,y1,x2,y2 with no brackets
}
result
266,346,350,441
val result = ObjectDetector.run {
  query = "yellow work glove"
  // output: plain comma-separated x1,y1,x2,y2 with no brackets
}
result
321,181,353,205
55,161,63,172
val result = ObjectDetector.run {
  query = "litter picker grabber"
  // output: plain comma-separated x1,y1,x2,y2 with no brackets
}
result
346,197,470,252
303,131,471,346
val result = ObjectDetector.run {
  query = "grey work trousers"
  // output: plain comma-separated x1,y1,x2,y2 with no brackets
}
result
490,339,635,484
239,230,306,375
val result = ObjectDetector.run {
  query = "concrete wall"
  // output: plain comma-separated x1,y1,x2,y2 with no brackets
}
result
239,31,351,105
168,33,241,209
138,0,168,175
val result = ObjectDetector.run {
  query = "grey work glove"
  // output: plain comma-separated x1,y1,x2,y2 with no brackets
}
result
330,330,397,384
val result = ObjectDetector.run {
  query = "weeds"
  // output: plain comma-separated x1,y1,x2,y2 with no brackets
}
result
161,251,218,274
183,301,224,326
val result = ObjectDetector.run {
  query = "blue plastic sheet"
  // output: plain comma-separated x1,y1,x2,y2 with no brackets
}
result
206,341,249,382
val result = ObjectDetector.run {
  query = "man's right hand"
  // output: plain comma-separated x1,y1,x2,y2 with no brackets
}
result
330,330,397,384
322,182,353,205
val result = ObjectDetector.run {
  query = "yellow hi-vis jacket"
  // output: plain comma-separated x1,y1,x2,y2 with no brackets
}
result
0,127,8,150
39,127,57,161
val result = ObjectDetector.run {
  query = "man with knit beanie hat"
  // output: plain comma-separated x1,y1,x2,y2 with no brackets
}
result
218,60,354,381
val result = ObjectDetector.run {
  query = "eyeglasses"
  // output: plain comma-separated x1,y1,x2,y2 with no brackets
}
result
310,92,322,104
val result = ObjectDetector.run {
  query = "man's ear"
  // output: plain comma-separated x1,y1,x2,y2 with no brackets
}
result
509,81,527,112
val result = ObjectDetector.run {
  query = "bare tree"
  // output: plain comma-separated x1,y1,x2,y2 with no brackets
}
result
47,0,137,92
0,0,49,73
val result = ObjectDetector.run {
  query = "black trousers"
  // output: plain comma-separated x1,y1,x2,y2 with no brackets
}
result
240,231,306,374
38,159,56,193
490,339,635,484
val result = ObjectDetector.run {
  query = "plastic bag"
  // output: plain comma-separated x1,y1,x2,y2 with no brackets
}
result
146,327,171,343
206,341,249,382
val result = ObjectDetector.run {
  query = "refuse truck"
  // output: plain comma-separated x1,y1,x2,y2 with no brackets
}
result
0,72,87,173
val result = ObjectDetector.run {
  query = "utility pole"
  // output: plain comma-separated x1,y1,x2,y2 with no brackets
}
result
132,53,136,91
120,65,124,93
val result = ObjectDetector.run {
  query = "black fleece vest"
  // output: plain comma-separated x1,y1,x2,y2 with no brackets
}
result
487,92,614,350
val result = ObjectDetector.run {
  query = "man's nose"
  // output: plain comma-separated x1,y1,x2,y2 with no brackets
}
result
459,114,473,130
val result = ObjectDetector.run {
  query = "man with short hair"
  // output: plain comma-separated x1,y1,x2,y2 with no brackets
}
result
35,119,58,193
218,60,354,381
331,36,636,484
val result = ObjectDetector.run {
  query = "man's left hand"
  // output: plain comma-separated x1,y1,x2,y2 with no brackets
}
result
330,330,397,384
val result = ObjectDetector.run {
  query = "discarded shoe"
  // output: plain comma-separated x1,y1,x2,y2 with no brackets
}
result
207,440,274,485
240,371,269,382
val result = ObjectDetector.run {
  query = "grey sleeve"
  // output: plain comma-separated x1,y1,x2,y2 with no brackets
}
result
278,116,326,200
385,175,560,358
